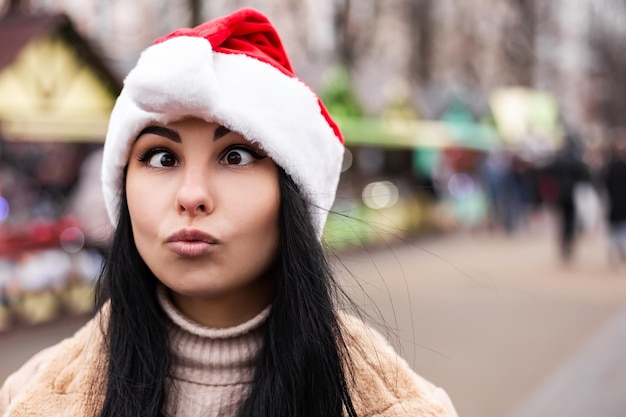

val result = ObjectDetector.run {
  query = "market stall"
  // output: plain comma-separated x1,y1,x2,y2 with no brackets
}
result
0,11,120,331
0,217,102,330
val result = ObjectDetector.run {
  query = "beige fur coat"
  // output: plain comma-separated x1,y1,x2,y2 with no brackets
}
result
0,311,457,417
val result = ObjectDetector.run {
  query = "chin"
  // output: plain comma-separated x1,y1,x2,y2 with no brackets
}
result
163,281,230,299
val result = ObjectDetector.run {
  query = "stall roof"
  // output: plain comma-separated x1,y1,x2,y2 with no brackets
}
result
0,12,121,94
0,11,121,142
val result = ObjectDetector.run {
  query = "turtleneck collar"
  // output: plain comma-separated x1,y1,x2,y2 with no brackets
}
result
157,286,270,386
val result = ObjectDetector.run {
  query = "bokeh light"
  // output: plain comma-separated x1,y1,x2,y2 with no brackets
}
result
60,227,85,254
341,148,353,172
447,173,475,200
0,196,9,222
361,181,399,209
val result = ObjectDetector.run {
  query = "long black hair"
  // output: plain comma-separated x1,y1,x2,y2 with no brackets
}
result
94,168,357,417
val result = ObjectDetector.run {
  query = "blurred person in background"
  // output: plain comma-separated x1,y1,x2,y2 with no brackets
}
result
0,8,457,417
481,148,535,234
503,151,535,233
544,132,591,262
602,130,626,265
481,147,510,232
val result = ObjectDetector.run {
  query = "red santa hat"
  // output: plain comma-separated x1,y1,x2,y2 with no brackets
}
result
102,8,344,237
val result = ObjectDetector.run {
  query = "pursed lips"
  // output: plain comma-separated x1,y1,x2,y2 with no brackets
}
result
165,229,218,257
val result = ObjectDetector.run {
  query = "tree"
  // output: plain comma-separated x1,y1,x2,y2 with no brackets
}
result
5,0,29,14
501,0,536,86
407,0,434,83
332,0,381,67
588,1,626,127
188,0,202,26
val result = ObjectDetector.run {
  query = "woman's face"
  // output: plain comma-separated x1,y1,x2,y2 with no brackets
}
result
126,118,280,327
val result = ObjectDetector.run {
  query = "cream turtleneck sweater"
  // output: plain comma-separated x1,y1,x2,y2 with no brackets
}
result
156,288,269,417
1,294,458,417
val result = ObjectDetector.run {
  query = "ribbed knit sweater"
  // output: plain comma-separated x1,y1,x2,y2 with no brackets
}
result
156,288,269,417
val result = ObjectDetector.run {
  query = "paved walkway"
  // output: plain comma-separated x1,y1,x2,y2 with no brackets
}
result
334,222,626,417
507,306,626,417
1,220,625,417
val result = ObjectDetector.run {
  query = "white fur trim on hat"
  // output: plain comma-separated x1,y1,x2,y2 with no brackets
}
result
102,36,343,237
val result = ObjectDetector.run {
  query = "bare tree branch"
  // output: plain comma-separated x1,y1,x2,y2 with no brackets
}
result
588,2,626,127
501,0,536,86
333,0,380,67
407,0,434,82
189,0,202,26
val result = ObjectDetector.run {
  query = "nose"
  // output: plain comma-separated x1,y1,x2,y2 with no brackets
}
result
175,168,214,216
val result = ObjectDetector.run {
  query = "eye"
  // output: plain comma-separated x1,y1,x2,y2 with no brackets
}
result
220,147,263,166
138,148,179,168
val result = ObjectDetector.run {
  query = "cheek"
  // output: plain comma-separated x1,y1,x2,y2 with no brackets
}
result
256,184,280,228
254,182,281,262
126,176,144,224
243,192,279,233
226,173,281,240
125,172,162,241
242,187,281,273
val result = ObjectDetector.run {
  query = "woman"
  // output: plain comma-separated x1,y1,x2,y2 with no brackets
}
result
0,8,457,417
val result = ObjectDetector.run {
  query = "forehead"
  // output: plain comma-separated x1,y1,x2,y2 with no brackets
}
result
147,118,222,134
134,118,242,144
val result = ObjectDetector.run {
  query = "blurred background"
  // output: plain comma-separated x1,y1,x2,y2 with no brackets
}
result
1,1,626,416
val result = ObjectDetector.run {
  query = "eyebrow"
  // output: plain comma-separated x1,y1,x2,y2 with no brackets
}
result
135,124,232,142
214,125,231,140
136,126,181,143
